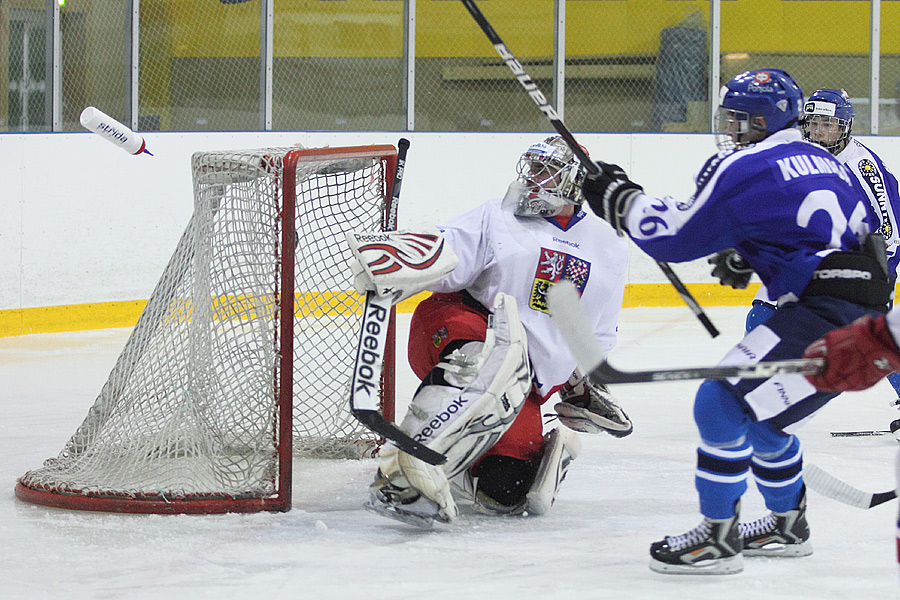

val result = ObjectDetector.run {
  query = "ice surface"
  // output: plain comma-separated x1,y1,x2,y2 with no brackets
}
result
2,307,897,598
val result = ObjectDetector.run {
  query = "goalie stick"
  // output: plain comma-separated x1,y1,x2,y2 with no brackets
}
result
349,139,447,467
458,0,718,339
547,281,823,385
803,463,896,509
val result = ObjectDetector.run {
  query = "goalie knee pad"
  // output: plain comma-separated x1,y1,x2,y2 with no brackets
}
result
399,292,532,478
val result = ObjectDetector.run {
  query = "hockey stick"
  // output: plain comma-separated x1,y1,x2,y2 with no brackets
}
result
830,430,892,437
547,281,823,385
804,463,896,509
458,0,718,339
349,139,447,466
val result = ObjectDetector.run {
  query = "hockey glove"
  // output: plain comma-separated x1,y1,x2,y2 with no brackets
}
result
708,249,754,289
802,314,900,392
555,372,633,437
581,162,643,235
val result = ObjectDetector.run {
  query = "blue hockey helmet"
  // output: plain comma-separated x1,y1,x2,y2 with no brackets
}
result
716,69,804,150
799,88,854,154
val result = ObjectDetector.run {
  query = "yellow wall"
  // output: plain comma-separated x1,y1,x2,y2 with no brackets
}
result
0,283,765,337
151,0,899,59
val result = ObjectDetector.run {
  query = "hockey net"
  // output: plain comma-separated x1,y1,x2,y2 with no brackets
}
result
15,145,398,514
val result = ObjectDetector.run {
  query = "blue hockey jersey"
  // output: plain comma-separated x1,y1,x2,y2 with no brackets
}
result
624,129,878,301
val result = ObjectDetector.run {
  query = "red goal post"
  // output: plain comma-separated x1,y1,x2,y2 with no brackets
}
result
16,144,399,514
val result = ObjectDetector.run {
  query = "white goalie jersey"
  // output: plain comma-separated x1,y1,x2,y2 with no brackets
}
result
429,196,630,398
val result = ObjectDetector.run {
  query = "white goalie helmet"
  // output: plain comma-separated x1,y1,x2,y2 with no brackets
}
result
504,135,586,217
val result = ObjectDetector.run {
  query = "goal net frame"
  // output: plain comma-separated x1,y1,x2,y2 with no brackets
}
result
15,144,398,514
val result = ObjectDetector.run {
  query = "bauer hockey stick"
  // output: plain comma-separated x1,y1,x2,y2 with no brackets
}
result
547,281,823,385
803,463,896,509
458,0,719,338
349,139,447,466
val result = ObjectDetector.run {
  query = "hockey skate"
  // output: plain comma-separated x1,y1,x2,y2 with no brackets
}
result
365,470,449,529
740,489,813,557
555,377,633,437
649,504,743,575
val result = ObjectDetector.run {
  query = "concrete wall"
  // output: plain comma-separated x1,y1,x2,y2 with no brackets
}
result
2,130,899,318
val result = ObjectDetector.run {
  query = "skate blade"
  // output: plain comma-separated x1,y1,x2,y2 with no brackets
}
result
744,540,813,558
649,554,744,575
364,499,436,529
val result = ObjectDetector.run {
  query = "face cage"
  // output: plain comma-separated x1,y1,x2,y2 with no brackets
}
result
714,107,751,151
511,154,583,217
800,114,851,154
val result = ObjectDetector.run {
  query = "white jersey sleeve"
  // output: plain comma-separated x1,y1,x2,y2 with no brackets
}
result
837,139,900,277
430,198,630,398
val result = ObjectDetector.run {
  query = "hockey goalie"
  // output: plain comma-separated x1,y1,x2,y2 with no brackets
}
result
347,136,632,527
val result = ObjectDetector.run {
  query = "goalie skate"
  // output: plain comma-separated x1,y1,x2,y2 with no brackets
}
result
365,470,449,530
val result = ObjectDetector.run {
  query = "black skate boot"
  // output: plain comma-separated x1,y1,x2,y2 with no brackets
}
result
740,488,812,557
649,503,743,575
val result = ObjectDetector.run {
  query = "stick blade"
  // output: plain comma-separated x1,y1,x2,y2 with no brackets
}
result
803,463,888,509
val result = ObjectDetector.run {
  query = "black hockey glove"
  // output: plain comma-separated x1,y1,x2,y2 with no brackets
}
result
581,162,644,235
708,249,753,289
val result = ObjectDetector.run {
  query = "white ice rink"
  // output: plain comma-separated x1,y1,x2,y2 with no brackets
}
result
2,306,897,598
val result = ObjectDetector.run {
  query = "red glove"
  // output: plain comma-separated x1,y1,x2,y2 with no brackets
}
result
803,314,900,392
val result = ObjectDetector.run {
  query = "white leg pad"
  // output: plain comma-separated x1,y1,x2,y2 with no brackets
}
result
525,427,582,515
399,292,533,478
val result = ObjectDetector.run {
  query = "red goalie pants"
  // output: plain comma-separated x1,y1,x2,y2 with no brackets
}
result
408,292,544,463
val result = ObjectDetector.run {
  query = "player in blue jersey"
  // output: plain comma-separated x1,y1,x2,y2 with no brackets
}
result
579,69,891,575
721,88,900,436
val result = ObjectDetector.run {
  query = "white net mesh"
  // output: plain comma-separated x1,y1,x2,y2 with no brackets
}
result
17,146,394,511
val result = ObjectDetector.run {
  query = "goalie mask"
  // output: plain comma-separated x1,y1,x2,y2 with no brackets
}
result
504,136,586,217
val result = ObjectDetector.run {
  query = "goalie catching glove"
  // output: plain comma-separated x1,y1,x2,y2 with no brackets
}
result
580,162,644,235
346,228,458,303
803,314,900,392
555,370,633,437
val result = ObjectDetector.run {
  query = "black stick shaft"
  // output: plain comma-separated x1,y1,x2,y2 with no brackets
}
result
350,139,448,466
588,357,824,385
459,0,718,338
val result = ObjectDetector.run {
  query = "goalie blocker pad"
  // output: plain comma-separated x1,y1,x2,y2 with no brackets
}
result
346,228,459,304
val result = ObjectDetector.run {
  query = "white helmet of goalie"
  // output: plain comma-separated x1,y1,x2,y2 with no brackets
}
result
504,135,586,217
